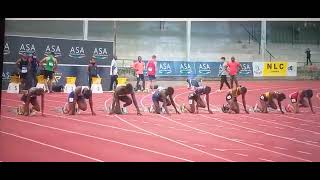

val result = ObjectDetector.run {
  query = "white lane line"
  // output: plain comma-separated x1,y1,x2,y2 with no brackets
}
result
115,115,234,162
306,140,318,144
234,153,248,157
259,158,274,162
160,115,312,162
193,144,205,148
154,124,161,126
200,114,320,149
213,148,249,152
253,143,264,146
176,140,187,143
274,146,288,150
247,130,257,134
199,123,208,125
0,131,104,162
242,115,320,135
297,151,312,155
197,131,208,134
187,121,192,123
169,127,175,129
228,127,240,131
1,115,193,162
257,124,268,127
1,103,151,136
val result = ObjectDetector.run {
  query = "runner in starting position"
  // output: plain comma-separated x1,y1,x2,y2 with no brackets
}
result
109,83,142,115
63,86,95,115
286,89,315,113
181,85,213,114
254,91,286,114
221,86,249,114
17,87,45,116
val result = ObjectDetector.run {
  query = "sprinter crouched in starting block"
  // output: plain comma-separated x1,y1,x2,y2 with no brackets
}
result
17,87,45,116
63,86,96,115
109,83,142,115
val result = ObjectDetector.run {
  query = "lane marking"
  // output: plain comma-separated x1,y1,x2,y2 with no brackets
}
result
1,115,193,162
0,131,104,162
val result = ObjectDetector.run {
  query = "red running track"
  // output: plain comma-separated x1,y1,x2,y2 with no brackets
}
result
1,80,320,162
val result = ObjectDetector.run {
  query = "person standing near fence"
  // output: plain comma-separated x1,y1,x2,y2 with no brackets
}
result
305,48,312,66
40,52,58,93
146,55,157,92
88,56,98,89
16,53,30,91
109,55,118,91
218,57,231,92
132,56,145,92
29,52,39,87
227,56,242,89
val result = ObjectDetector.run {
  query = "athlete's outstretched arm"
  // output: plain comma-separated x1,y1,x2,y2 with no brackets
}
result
41,93,44,116
89,95,96,115
308,98,315,113
278,100,284,114
131,93,142,115
242,93,249,113
206,94,213,114
169,95,180,114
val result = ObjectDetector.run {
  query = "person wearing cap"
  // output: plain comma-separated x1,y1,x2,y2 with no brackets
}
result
16,53,31,91
88,56,98,88
40,52,58,93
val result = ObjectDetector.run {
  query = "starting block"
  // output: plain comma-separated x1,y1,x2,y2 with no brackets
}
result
91,77,103,93
64,77,76,93
36,75,48,91
7,76,20,93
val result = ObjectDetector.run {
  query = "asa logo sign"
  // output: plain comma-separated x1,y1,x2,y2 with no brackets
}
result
180,62,193,74
45,45,62,57
92,47,108,60
19,43,36,55
69,46,86,59
198,63,211,75
239,63,252,75
158,62,172,74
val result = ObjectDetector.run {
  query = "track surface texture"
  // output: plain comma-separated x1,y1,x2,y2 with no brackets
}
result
1,80,320,162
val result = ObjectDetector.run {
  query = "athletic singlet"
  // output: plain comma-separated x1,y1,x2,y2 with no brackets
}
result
46,56,55,71
147,60,156,76
20,59,29,74
194,86,207,96
88,63,98,76
226,87,241,101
